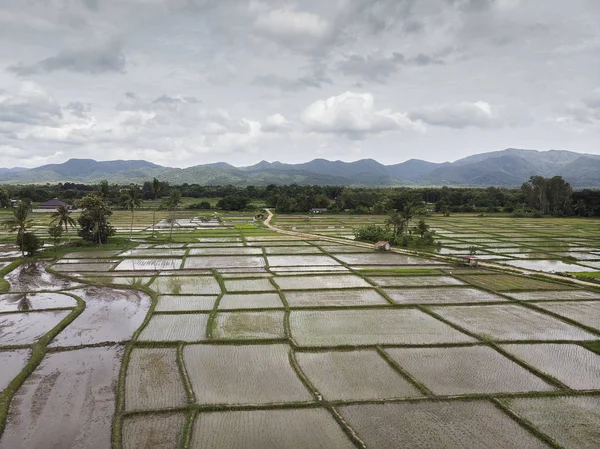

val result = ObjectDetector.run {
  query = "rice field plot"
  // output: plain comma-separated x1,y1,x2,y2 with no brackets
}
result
274,274,371,290
122,413,186,449
533,301,600,332
0,349,29,390
290,309,475,346
149,276,222,295
502,396,600,449
384,287,507,305
266,255,341,267
63,250,122,259
385,346,552,395
501,344,600,390
247,241,310,247
270,266,349,274
191,408,354,449
335,253,438,266
138,313,210,342
318,245,372,253
52,262,117,272
188,247,262,255
0,310,71,345
338,400,549,449
223,278,276,292
506,290,600,301
114,258,182,271
264,246,324,254
184,256,266,269
119,248,187,257
503,259,591,272
368,275,465,287
155,295,217,312
5,262,82,291
0,346,123,449
0,292,77,312
218,293,284,309
296,350,422,400
50,287,151,347
183,344,313,405
83,275,155,288
125,348,187,410
284,289,389,307
457,274,568,291
212,311,285,340
430,304,597,341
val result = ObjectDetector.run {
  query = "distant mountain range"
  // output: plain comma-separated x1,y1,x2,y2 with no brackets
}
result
1,149,599,188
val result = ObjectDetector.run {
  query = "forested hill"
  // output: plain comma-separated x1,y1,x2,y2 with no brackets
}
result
1,149,599,188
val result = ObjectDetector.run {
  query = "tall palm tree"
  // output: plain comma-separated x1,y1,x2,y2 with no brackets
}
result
386,210,404,239
123,185,142,240
51,205,76,243
151,177,161,237
400,203,414,231
2,201,33,256
165,189,182,240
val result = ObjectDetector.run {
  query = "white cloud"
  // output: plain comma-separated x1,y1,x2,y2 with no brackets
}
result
300,91,424,138
263,113,291,132
253,8,331,49
409,101,501,129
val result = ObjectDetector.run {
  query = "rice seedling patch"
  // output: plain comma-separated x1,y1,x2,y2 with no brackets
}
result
138,314,210,342
385,346,552,395
335,253,437,265
502,396,600,449
188,247,262,256
212,311,285,340
218,293,283,309
0,292,77,312
184,256,266,269
247,241,310,247
149,276,222,295
0,346,123,449
533,301,600,331
191,408,354,449
318,245,373,253
501,343,600,390
507,290,600,301
223,278,276,292
368,276,465,287
296,350,422,400
183,344,313,405
274,274,370,290
114,258,182,271
0,310,71,345
503,259,591,273
52,262,116,272
284,289,388,307
431,304,597,341
290,309,475,346
266,255,340,267
338,401,549,449
122,413,186,449
49,287,151,347
264,246,324,255
384,287,507,305
63,250,122,259
0,349,29,391
125,348,187,410
458,274,565,291
155,295,217,312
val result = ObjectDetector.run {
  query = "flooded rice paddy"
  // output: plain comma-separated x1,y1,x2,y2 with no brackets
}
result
1,213,599,448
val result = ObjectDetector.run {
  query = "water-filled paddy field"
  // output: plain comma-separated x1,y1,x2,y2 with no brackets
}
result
1,210,599,448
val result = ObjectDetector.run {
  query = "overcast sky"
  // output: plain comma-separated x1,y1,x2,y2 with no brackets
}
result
1,0,599,169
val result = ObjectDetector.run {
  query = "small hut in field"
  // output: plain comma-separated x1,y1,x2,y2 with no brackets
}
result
374,240,391,251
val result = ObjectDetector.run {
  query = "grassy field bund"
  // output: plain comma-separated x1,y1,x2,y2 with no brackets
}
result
0,209,599,448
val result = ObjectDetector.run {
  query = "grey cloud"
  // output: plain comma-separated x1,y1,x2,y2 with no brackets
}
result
0,89,63,126
66,101,91,118
409,101,499,128
153,95,201,105
8,39,126,75
252,68,332,92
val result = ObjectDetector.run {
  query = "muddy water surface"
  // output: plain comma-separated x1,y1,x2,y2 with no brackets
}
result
5,262,82,291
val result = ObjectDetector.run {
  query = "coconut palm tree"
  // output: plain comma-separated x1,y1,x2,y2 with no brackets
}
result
122,185,142,240
1,201,33,256
386,210,404,240
151,177,162,237
51,205,76,243
164,189,182,240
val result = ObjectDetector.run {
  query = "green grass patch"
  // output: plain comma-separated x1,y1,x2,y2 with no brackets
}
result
583,341,600,354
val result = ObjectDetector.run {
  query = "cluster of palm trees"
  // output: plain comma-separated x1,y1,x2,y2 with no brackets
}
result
385,204,415,240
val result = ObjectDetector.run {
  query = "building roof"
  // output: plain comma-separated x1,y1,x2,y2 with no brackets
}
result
39,199,70,208
374,240,390,246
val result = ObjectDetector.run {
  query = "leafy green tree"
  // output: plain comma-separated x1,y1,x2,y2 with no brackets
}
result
51,205,76,243
78,194,115,245
98,180,110,201
122,185,142,240
20,232,44,256
0,187,10,208
386,210,404,240
151,177,163,237
163,189,182,239
2,201,33,256
47,224,63,246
